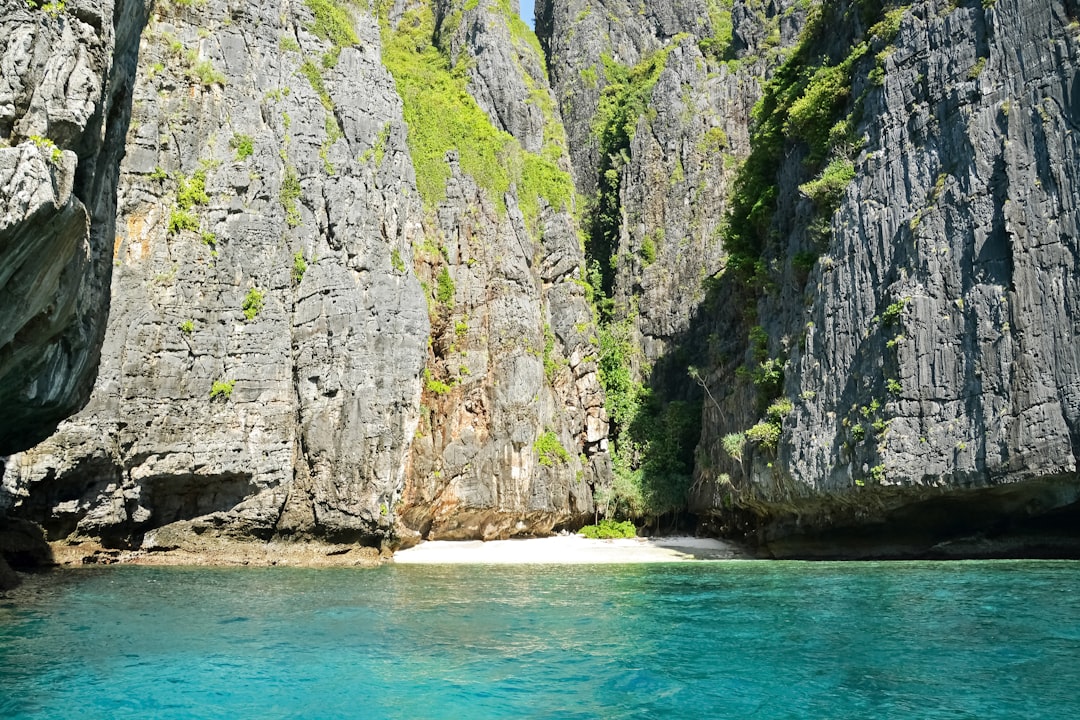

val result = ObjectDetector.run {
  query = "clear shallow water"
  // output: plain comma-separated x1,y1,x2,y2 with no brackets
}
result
1,561,1079,719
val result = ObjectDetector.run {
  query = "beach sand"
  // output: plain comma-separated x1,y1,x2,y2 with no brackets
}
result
42,534,749,569
393,534,749,564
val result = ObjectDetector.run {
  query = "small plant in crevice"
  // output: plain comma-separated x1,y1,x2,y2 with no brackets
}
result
300,59,333,111
192,60,226,86
879,296,909,326
639,233,658,266
390,248,407,273
280,165,302,227
292,252,308,284
230,133,254,160
799,157,855,207
423,368,454,395
542,324,566,382
242,287,265,321
168,208,199,235
168,169,210,235
33,0,66,18
752,357,784,408
765,397,793,422
534,430,571,467
176,170,209,207
210,379,235,400
435,266,455,306
29,135,63,164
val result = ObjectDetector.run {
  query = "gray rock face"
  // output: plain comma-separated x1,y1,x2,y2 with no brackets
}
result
0,0,148,455
692,0,1080,555
538,0,805,366
402,158,607,540
7,0,1080,558
4,0,429,545
3,0,610,547
609,40,748,362
537,0,710,198
445,0,548,155
396,0,610,541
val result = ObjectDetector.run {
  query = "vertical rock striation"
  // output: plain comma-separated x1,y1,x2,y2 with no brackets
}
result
7,0,1080,559
388,0,611,541
0,0,148,456
4,0,430,546
3,0,611,549
0,0,149,584
536,0,805,522
692,0,1080,556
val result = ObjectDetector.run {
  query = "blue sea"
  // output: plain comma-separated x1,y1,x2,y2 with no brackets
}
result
2,561,1079,718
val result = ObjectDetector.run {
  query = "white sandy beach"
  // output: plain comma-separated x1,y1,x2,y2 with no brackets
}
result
392,534,748,564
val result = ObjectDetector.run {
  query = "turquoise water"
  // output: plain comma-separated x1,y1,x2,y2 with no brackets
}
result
1,561,1079,718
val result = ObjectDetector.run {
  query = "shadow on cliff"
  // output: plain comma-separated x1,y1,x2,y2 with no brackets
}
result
626,264,759,534
0,515,54,590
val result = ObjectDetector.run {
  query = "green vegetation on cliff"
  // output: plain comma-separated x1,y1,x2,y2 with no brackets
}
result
700,0,734,59
581,2,910,522
722,0,904,278
581,40,703,527
701,1,908,459
380,2,571,232
591,285,700,525
534,430,571,467
589,45,677,297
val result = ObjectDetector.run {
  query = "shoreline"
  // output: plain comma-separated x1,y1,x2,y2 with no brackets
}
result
40,534,749,570
393,534,748,564
47,539,385,568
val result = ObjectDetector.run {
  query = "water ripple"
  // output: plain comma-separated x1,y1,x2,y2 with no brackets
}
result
1,561,1079,718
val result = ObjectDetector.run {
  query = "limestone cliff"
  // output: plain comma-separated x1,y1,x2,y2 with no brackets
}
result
0,0,148,583
0,0,148,457
5,0,1080,560
689,0,1080,556
2,0,609,549
389,0,611,541
536,0,805,523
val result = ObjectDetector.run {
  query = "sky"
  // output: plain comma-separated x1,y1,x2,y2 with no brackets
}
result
520,0,535,29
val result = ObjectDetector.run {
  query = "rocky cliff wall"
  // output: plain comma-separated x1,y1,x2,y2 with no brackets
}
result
2,0,610,549
690,0,1080,556
388,0,610,541
0,0,149,583
6,0,1080,560
534,0,804,523
4,0,431,547
0,0,148,457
